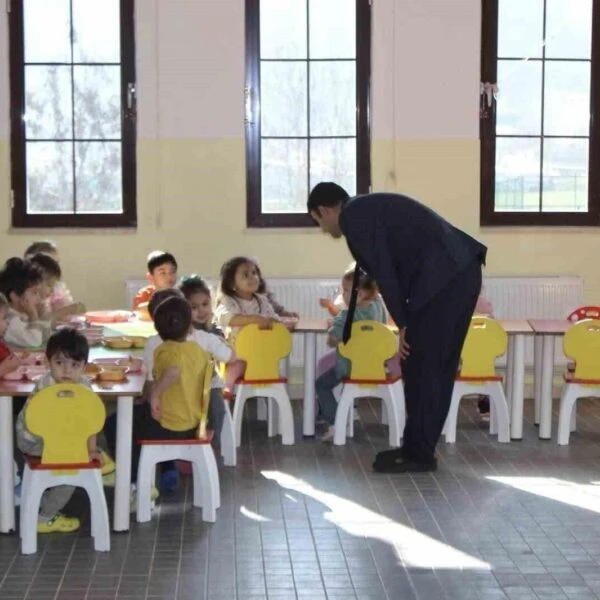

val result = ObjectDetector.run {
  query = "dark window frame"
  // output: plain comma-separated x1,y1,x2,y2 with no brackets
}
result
245,0,371,228
480,0,600,227
8,0,137,228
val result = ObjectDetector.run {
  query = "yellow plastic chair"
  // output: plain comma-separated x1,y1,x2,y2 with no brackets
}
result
20,383,109,555
232,323,294,446
557,319,600,445
334,321,404,447
136,360,220,523
442,316,510,443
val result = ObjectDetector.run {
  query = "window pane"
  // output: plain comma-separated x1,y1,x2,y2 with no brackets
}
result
260,0,307,59
544,62,590,136
261,139,307,213
75,142,122,213
542,139,588,212
496,61,542,135
495,137,541,212
498,0,544,58
26,142,73,213
260,62,307,136
309,0,355,59
545,0,592,59
310,138,356,194
25,66,72,139
310,61,355,136
24,0,71,63
72,0,121,63
74,66,121,139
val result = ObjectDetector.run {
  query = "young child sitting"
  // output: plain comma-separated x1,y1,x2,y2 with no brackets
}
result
179,275,223,336
15,328,99,533
125,296,213,499
142,286,234,492
215,256,283,391
0,258,52,348
24,240,74,311
132,251,178,310
28,253,85,321
315,269,386,442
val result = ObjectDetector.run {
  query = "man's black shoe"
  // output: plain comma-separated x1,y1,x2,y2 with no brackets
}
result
372,456,437,474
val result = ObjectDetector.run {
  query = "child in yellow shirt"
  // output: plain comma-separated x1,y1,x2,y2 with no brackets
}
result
128,295,211,489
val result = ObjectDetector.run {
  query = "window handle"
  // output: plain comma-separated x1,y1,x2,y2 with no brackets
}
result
245,87,254,125
127,82,136,110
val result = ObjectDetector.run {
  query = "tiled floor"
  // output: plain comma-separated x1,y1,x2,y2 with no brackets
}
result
3,397,600,600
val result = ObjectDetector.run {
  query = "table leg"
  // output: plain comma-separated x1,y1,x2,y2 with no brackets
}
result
0,396,15,533
539,336,555,440
302,332,316,437
510,335,525,440
505,336,515,403
533,335,543,425
114,395,133,532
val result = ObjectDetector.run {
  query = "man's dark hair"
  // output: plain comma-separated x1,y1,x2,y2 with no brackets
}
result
147,250,178,274
148,288,183,319
307,182,350,215
24,240,57,259
29,252,62,280
153,296,192,341
46,328,89,363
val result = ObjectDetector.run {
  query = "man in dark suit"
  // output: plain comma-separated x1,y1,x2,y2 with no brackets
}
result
307,182,487,473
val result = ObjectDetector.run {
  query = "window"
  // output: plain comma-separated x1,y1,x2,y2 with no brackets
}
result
245,0,371,228
9,0,136,228
480,0,600,226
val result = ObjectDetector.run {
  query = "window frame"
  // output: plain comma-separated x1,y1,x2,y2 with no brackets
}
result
245,0,371,228
8,0,137,229
480,0,600,227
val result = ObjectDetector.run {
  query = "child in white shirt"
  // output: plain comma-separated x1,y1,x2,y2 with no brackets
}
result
214,256,283,391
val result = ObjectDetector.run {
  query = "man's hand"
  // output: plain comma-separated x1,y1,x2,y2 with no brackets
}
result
398,327,410,359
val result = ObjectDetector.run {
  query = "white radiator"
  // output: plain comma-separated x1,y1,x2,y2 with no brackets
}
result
125,275,584,368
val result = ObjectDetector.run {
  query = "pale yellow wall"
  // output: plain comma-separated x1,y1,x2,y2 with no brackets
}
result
0,0,598,310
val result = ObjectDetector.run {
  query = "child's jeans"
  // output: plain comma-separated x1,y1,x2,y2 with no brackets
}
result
208,388,226,444
315,368,344,426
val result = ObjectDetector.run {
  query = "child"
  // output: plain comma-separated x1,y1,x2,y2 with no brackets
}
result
252,260,299,319
127,296,212,498
214,257,283,391
24,241,74,310
28,253,84,319
0,258,52,348
132,251,178,310
178,275,224,336
143,286,234,492
15,328,99,533
316,265,400,381
0,293,21,378
315,269,387,442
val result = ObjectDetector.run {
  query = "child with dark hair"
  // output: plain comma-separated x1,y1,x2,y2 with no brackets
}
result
0,258,51,348
15,328,97,534
29,253,84,319
315,267,389,442
215,257,283,391
24,240,58,261
132,251,178,310
127,296,212,497
0,293,20,378
178,275,223,335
